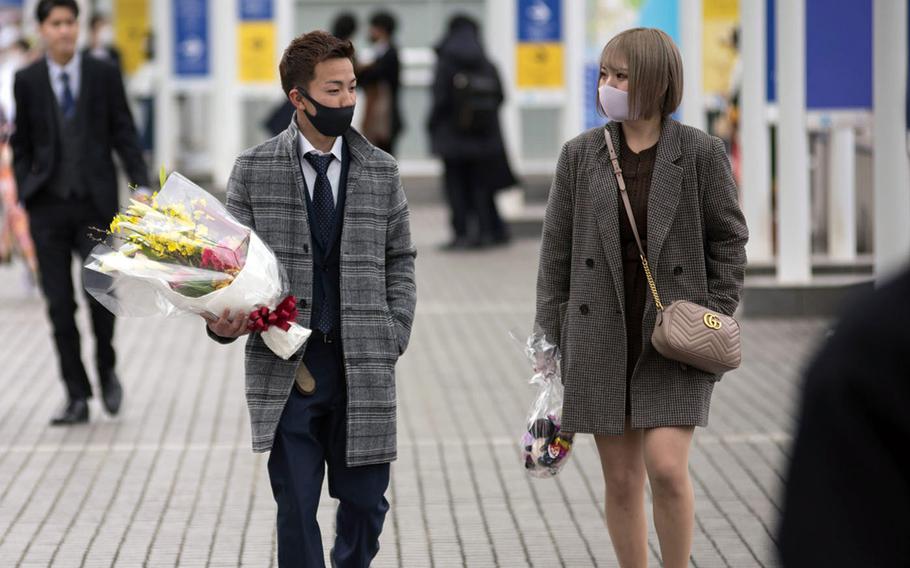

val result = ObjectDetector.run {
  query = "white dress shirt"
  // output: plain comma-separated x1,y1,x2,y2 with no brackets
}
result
46,52,81,107
297,131,343,205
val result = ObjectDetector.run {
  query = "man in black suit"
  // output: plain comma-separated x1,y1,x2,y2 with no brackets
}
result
12,0,149,425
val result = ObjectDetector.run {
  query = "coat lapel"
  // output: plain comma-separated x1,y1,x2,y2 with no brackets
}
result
35,59,58,139
74,56,92,128
589,122,626,305
282,118,313,249
338,128,373,249
646,119,683,268
342,128,369,200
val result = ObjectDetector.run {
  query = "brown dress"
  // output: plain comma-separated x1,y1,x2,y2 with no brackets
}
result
617,133,658,414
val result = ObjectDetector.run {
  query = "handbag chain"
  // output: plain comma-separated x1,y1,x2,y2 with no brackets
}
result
604,128,664,312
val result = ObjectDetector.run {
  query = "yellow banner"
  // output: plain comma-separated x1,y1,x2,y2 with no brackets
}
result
237,22,277,83
704,0,738,20
516,43,564,88
113,0,149,75
702,0,740,95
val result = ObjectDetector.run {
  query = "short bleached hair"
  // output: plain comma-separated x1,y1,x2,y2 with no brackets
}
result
597,28,684,120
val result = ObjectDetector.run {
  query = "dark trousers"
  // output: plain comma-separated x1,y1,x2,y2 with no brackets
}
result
28,194,115,401
268,334,390,568
442,158,505,242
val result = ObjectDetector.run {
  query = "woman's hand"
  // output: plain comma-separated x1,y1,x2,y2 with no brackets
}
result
203,309,251,339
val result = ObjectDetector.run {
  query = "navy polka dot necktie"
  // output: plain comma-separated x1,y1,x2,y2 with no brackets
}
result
304,152,335,249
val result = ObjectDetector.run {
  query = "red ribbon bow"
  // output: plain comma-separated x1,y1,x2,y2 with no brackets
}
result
248,295,299,332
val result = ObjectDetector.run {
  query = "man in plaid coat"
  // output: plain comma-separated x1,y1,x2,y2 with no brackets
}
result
205,31,416,567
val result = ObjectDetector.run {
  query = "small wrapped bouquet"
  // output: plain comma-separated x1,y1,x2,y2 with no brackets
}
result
518,331,574,478
84,172,310,359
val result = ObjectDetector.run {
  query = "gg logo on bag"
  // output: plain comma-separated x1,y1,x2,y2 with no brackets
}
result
703,313,722,330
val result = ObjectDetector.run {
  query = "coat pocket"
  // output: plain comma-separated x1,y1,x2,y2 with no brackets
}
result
382,305,403,355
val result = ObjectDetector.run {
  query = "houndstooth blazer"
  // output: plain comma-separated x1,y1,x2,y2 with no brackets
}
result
535,119,748,435
224,120,416,466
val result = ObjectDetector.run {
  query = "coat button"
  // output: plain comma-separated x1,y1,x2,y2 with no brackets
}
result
297,298,307,308
673,266,683,276
585,258,594,268
579,304,589,315
303,244,309,253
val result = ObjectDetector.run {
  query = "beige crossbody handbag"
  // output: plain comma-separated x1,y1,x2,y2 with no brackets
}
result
604,129,741,375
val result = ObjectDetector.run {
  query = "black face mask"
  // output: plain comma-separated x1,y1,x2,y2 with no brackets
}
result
298,89,354,137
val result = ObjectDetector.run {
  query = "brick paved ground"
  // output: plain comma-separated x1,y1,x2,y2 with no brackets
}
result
0,204,828,567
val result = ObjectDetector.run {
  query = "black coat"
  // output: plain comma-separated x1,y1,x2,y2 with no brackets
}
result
778,268,910,567
427,27,510,168
12,56,148,217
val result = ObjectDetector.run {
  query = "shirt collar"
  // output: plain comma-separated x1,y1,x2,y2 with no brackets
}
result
47,51,80,78
298,130,343,163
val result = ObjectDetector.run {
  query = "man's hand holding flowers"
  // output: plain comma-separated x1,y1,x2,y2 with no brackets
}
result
203,309,251,339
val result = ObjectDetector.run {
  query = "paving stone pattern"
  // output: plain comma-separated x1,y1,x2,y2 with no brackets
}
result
0,205,829,567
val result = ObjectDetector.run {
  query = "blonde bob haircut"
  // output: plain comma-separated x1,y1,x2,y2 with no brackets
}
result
597,28,683,120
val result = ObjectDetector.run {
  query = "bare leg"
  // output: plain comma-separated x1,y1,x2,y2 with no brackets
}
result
594,418,648,568
643,426,695,568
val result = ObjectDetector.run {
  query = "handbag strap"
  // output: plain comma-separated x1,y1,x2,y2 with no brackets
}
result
603,128,664,311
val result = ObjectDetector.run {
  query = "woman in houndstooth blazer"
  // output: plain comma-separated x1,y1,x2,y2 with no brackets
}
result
535,28,748,567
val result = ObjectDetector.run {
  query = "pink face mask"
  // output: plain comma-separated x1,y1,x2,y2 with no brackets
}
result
598,84,632,122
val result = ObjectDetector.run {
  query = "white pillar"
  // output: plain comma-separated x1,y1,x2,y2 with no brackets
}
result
739,0,772,264
275,0,294,49
211,0,241,188
873,0,910,279
153,0,176,178
486,0,520,172
827,125,857,261
563,0,585,141
775,0,811,283
680,0,705,131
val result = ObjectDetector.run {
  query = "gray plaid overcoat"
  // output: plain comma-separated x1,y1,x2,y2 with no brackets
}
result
225,121,416,466
535,119,748,435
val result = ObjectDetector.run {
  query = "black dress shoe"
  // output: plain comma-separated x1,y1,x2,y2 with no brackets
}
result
50,398,89,426
99,371,123,416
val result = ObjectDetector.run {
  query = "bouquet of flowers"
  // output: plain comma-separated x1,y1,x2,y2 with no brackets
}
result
83,171,310,359
517,331,574,478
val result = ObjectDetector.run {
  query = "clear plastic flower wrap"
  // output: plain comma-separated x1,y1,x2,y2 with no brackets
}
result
83,172,310,359
517,330,574,478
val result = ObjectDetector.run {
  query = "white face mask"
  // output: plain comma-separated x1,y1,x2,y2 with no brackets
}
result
97,26,114,47
598,84,632,122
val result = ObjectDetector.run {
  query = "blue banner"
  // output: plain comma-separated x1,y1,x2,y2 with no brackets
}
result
239,0,273,21
517,0,561,42
766,0,776,103
585,62,606,129
806,0,872,109
174,0,209,77
766,0,872,109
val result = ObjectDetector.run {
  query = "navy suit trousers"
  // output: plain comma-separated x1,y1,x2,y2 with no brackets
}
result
268,334,390,568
